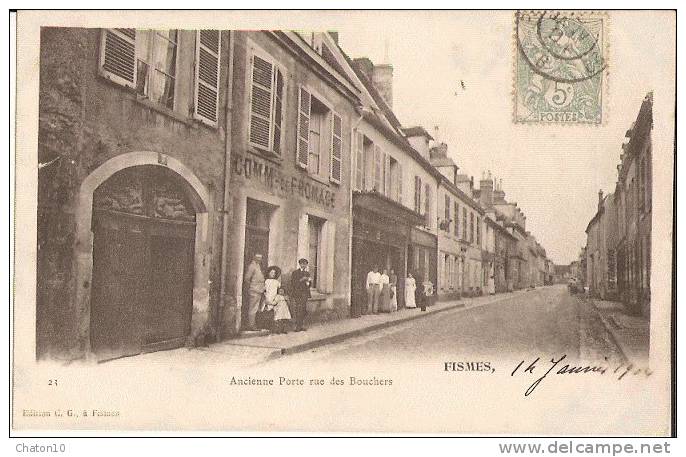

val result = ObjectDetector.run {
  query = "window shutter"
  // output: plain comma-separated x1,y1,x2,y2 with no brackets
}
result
384,153,391,196
194,30,221,126
249,54,274,150
397,163,403,203
272,69,284,155
99,28,137,88
329,112,343,183
373,145,382,192
355,131,364,190
296,87,311,168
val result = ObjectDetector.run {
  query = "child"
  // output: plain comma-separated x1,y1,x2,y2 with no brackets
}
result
264,266,291,334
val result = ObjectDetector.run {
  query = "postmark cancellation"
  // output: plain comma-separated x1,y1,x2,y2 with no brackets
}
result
514,10,608,124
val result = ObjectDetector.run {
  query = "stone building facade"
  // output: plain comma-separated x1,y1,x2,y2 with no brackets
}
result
37,28,231,360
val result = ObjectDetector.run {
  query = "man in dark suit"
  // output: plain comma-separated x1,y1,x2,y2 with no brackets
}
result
289,258,312,332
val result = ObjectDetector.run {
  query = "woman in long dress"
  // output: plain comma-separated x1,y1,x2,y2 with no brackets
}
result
405,272,417,309
389,269,398,312
264,266,292,334
379,269,391,312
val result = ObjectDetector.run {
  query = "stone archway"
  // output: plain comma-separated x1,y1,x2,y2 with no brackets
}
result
73,152,212,358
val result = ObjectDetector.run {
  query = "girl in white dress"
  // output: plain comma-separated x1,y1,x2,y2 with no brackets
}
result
264,266,292,334
405,273,417,309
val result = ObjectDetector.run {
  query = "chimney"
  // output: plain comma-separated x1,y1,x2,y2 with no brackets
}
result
429,142,448,159
494,178,506,203
353,57,374,82
352,57,394,109
479,170,494,208
372,64,394,109
598,189,604,211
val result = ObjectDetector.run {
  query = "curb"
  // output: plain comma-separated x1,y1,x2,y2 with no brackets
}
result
586,297,630,364
262,301,466,361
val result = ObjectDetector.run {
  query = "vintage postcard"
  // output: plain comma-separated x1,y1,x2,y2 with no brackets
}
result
12,9,675,436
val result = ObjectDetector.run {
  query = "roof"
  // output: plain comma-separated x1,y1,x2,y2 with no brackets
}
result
402,126,434,140
348,56,404,133
439,176,484,214
430,157,457,168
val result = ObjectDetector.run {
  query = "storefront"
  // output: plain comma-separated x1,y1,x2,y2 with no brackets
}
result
351,191,426,315
409,227,438,305
227,150,352,333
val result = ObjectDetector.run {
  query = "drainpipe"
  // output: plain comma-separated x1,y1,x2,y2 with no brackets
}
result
218,30,235,340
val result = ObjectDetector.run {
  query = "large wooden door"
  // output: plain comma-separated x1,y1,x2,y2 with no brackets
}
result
90,213,147,360
89,165,197,360
145,227,195,351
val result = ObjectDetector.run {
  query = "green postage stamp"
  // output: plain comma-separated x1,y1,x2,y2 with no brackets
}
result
514,11,608,124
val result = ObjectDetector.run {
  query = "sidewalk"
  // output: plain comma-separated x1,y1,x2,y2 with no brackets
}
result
590,298,650,364
198,289,528,365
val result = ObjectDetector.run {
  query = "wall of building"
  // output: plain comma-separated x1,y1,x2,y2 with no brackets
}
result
37,28,230,360
223,31,356,334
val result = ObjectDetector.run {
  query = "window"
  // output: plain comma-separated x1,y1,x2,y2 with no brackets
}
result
308,106,323,175
296,88,342,183
249,49,285,154
424,184,431,221
373,146,383,192
135,30,178,110
308,216,325,288
444,195,451,232
389,157,402,202
414,176,422,213
454,202,459,237
354,131,365,191
476,216,481,246
470,213,475,243
462,208,467,240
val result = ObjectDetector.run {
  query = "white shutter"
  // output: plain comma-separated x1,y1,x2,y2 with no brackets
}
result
329,112,343,184
194,30,221,126
99,28,137,88
373,145,382,192
320,221,336,293
296,87,311,169
296,213,309,268
397,162,403,204
249,54,274,150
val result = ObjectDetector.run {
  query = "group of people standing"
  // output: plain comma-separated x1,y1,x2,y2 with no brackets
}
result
243,254,312,334
363,267,427,315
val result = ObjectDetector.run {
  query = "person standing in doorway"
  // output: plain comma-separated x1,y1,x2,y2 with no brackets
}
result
366,266,381,314
405,272,417,309
389,269,398,312
243,253,265,330
379,268,390,313
290,258,312,332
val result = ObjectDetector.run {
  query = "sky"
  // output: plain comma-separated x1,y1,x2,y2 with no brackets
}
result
336,11,673,265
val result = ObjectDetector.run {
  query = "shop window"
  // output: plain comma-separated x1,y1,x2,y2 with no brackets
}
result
308,215,325,288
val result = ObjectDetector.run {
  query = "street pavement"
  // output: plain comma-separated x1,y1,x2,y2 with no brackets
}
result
269,284,625,366
106,285,625,368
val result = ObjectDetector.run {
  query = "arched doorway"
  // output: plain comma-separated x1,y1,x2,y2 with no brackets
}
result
89,165,199,360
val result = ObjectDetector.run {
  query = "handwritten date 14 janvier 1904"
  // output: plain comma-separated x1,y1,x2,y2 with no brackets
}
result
511,355,652,397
